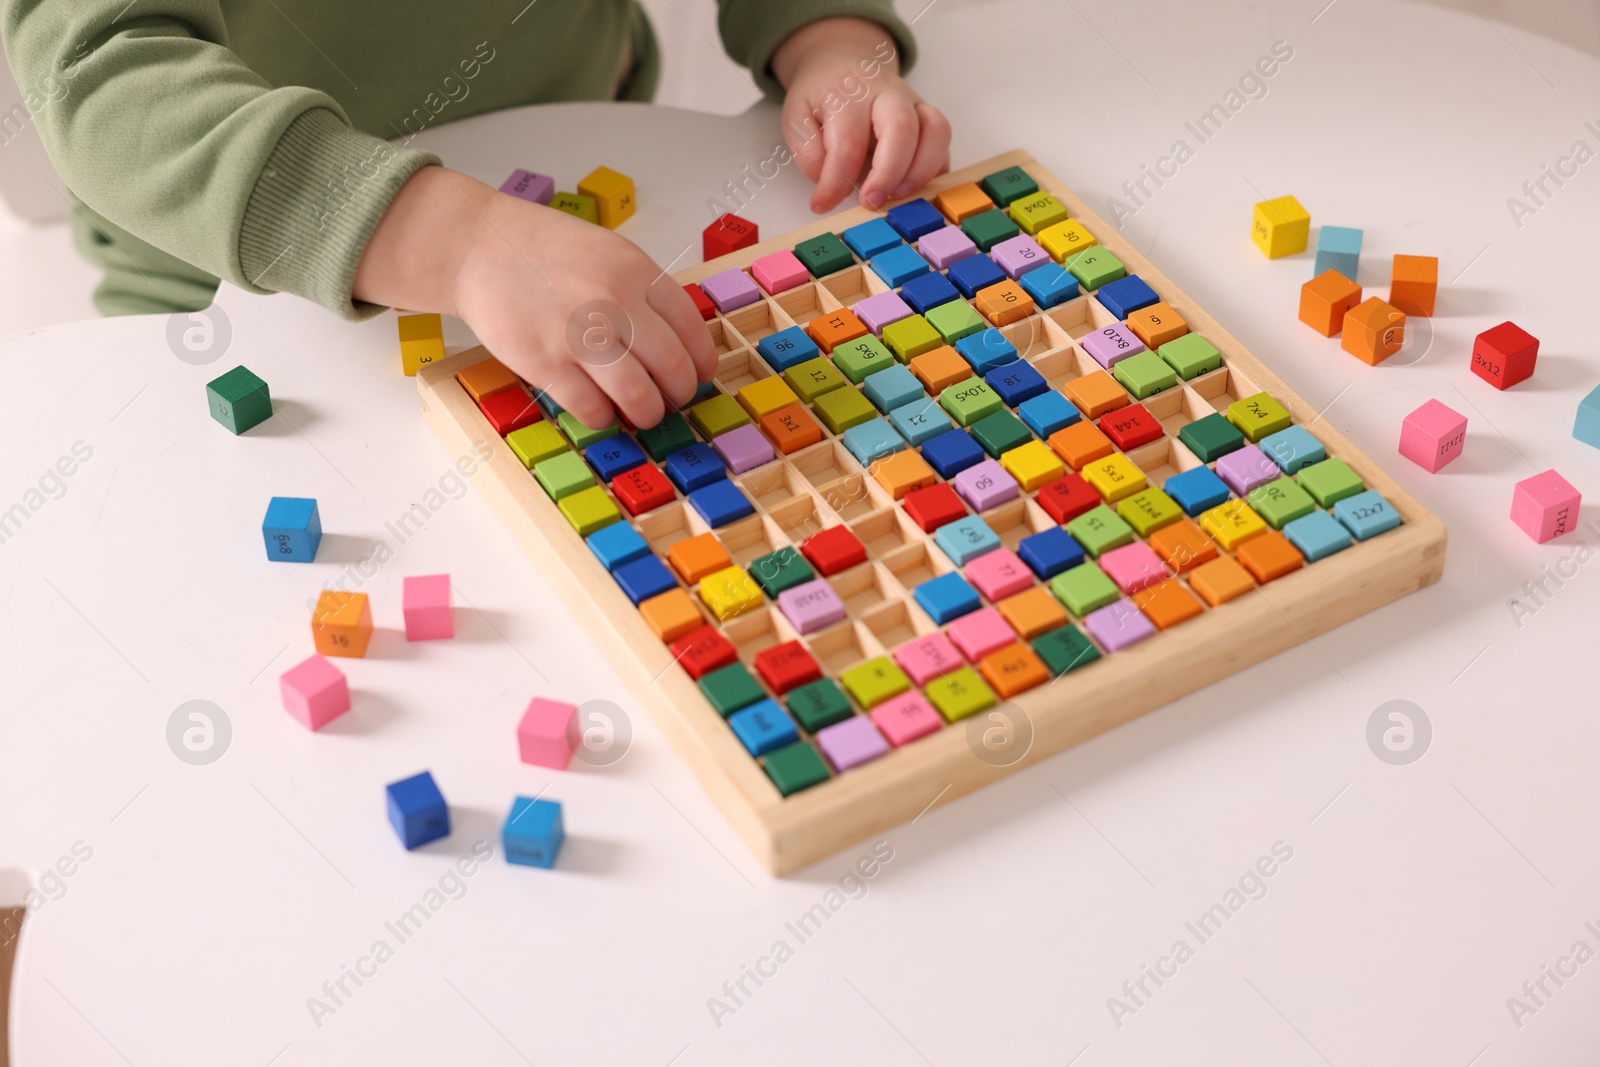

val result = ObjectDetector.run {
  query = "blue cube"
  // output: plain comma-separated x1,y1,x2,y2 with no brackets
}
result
262,496,322,563
947,254,1006,298
728,699,799,756
1019,263,1080,309
901,271,962,315
1333,489,1401,541
586,522,650,571
869,245,931,289
955,328,1019,375
890,398,954,446
757,325,820,372
985,360,1048,406
1260,426,1327,475
935,515,1002,565
914,572,981,624
1165,466,1231,516
664,443,726,493
688,479,753,528
1283,510,1353,562
886,198,947,241
1018,527,1087,579
612,554,678,605
1315,226,1363,281
842,218,903,260
1096,275,1159,319
862,364,925,412
1018,392,1081,438
503,796,564,869
841,419,907,466
585,435,646,482
921,428,986,479
386,771,450,850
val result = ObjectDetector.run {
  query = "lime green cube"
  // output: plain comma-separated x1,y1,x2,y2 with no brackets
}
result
1008,191,1069,235
939,378,1004,427
925,299,986,344
784,357,848,403
763,741,831,796
881,315,944,361
1064,246,1126,291
558,484,621,535
831,334,895,384
1296,457,1366,507
506,423,569,468
556,411,619,449
688,394,750,439
813,387,877,434
840,656,911,709
1247,476,1318,529
1049,562,1120,616
1225,391,1293,442
534,451,596,499
1066,504,1135,557
1116,487,1183,536
1112,350,1179,400
1159,334,1222,379
924,666,997,722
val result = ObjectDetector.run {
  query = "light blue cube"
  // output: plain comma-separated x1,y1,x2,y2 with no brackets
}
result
1018,392,1081,438
841,419,907,466
841,218,902,260
862,364,925,412
868,245,932,289
1260,425,1327,475
1283,510,1353,562
1314,226,1363,281
890,398,954,446
262,496,322,563
1333,489,1402,541
1019,262,1081,309
913,572,981,624
586,522,650,571
728,700,799,756
1573,384,1600,449
503,796,564,868
934,515,1002,565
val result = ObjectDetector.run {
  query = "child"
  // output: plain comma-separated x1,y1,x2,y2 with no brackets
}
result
4,3,951,430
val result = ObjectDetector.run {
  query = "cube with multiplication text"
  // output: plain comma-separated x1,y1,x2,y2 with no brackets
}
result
1472,321,1538,390
312,591,372,658
386,771,450,850
1510,470,1580,543
705,213,758,260
1398,400,1466,473
262,497,322,563
503,797,564,868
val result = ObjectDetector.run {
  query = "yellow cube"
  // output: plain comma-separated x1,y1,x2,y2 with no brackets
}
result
1251,196,1310,259
398,313,445,376
1081,454,1147,503
999,440,1066,491
699,565,764,622
1008,191,1069,236
577,166,636,229
1200,500,1269,551
1038,219,1097,262
558,485,621,536
737,376,800,420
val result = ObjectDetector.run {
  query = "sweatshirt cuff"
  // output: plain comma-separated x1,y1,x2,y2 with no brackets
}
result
718,2,918,100
237,109,440,321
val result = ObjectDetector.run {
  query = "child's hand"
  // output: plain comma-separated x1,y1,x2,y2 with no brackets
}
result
355,167,717,430
772,17,952,214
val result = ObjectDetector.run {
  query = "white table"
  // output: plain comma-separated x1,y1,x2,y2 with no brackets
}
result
5,1,1600,1062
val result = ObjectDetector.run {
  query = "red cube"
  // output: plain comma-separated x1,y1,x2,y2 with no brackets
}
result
668,625,737,680
611,463,676,515
478,387,541,436
1099,403,1164,451
753,640,822,694
684,283,715,321
902,483,966,533
1472,321,1538,390
1036,473,1101,523
800,526,867,576
704,213,759,261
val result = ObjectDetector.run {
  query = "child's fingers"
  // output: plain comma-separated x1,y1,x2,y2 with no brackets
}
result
627,311,699,412
586,352,668,430
782,96,827,185
860,95,920,208
648,280,720,384
539,362,617,432
811,103,873,213
893,104,953,200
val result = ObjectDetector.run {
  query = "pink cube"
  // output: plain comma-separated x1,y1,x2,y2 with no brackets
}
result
893,633,964,685
1398,399,1467,473
518,698,577,769
1510,470,1581,543
870,691,943,747
403,574,453,640
1098,541,1170,595
963,546,1033,601
750,250,809,295
280,654,350,731
945,607,1016,661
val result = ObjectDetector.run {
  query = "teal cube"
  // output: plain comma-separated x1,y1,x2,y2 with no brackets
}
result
1574,384,1600,449
206,365,272,434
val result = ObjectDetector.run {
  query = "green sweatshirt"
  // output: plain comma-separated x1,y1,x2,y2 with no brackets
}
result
2,1,915,317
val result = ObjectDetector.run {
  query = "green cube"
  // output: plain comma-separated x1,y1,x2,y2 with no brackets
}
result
925,299,986,344
939,378,1004,427
1159,334,1223,379
831,334,895,384
205,365,272,434
1117,487,1183,536
961,209,1021,253
688,394,750,439
1033,625,1102,675
1179,413,1246,462
699,662,767,717
784,356,848,403
1066,504,1135,557
1296,457,1366,507
840,656,911,709
979,165,1039,207
924,666,997,722
750,547,814,596
1225,391,1293,442
881,315,943,361
1247,476,1318,529
787,678,854,733
534,451,596,499
970,409,1033,457
551,192,599,223
1112,350,1179,400
1064,246,1126,290
794,232,855,277
763,740,831,796
1049,561,1120,616
506,423,569,468
556,410,620,449
812,387,877,434
637,413,697,460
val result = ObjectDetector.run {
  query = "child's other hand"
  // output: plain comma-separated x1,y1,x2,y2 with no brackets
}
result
772,17,951,214
355,167,717,430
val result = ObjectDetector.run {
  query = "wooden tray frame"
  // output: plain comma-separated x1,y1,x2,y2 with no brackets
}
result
418,149,1447,876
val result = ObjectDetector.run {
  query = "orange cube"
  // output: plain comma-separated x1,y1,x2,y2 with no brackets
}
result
668,532,732,584
807,309,869,354
1390,255,1438,317
1061,371,1129,419
1299,270,1362,337
759,403,824,454
1189,556,1256,606
975,280,1035,326
1236,530,1305,584
1126,301,1189,349
1132,579,1206,630
934,181,995,222
872,450,938,500
456,358,522,403
312,592,373,658
639,588,704,642
1048,421,1115,469
977,642,1051,698
997,587,1069,640
1147,518,1219,574
910,345,972,394
1341,298,1406,365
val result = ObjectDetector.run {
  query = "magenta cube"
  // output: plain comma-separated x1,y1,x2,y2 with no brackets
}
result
751,250,809,295
403,573,453,640
712,423,777,473
499,169,555,205
1510,470,1581,543
816,715,890,770
893,633,964,685
280,654,350,731
1216,444,1278,497
945,606,1016,661
991,235,1050,280
776,578,847,634
917,225,979,271
951,457,1019,512
700,268,761,313
1081,323,1146,368
869,690,943,746
853,290,914,335
518,698,577,769
1398,399,1467,473
1085,598,1155,652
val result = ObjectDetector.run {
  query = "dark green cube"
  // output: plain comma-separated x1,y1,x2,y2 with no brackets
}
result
971,409,1034,457
793,232,855,278
961,209,1021,253
1033,626,1101,676
1179,413,1246,462
699,662,766,717
979,166,1040,207
750,547,814,597
763,740,831,796
637,412,697,460
205,364,272,434
786,678,853,733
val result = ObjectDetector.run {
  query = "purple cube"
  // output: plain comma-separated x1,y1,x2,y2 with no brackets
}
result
712,423,777,473
1215,444,1279,497
500,169,555,206
917,225,980,271
991,235,1050,280
816,715,890,771
776,578,847,634
700,268,761,313
1085,598,1155,652
854,291,915,335
1081,323,1147,369
951,458,1019,512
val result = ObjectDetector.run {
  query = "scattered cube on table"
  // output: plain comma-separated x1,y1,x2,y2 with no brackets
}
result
279,654,349,731
386,771,449,850
1510,470,1580,543
262,496,321,563
402,574,453,640
518,697,578,769
1398,400,1467,473
503,796,564,868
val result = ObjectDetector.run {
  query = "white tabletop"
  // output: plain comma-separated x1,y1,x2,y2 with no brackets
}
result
5,1,1600,1062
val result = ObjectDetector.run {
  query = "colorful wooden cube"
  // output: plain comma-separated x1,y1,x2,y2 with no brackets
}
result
1314,226,1363,280
503,797,564,868
550,192,598,224
1341,298,1405,365
206,364,272,434
312,591,373,658
386,771,449,849
499,169,555,205
1390,255,1438,317
518,697,577,769
279,654,349,731
1251,196,1310,258
1298,270,1361,337
1472,321,1538,390
704,213,759,260
402,574,453,640
750,250,808,294
478,387,541,435
397,313,446,376
456,358,522,403
262,496,322,562
1573,384,1600,450
1510,470,1580,543
1398,400,1466,473
577,166,635,229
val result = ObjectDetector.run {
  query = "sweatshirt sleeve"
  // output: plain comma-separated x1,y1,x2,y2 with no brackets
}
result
715,0,917,100
1,1,438,319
